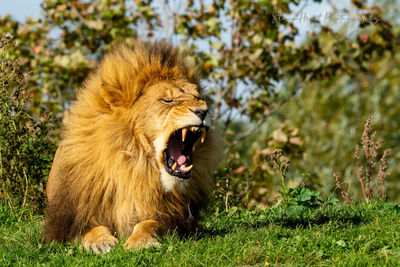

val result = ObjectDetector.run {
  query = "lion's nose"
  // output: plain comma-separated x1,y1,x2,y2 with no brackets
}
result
193,109,208,121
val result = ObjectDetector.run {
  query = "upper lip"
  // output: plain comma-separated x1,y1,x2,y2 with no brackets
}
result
181,125,207,143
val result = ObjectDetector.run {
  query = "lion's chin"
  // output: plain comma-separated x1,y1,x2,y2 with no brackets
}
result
159,167,190,192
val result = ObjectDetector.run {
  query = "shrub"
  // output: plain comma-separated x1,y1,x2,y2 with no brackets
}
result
0,34,56,212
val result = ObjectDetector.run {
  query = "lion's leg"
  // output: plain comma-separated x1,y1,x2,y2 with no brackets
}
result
124,219,162,249
81,225,117,254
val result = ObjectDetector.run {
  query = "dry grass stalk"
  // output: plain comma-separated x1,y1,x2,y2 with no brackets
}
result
267,149,290,186
334,116,390,202
376,149,390,200
354,145,367,200
333,172,352,204
355,116,390,201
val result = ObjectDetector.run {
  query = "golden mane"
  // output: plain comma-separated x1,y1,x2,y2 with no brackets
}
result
44,41,219,247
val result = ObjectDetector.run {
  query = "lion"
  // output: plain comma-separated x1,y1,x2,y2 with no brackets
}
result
44,40,219,253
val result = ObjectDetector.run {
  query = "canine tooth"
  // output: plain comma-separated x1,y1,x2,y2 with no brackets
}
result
171,162,177,171
201,128,206,143
182,165,193,173
182,128,188,142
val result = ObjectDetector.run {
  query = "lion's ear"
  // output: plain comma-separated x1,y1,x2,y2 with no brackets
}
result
100,82,125,108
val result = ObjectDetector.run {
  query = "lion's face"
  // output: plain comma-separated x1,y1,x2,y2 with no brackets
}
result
132,80,211,191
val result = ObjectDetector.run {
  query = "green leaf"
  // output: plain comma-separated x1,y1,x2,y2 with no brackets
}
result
326,197,339,206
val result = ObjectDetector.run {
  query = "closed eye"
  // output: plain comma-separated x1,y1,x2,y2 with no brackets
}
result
160,98,174,103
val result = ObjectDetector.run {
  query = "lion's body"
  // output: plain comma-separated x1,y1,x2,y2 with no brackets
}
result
44,41,218,251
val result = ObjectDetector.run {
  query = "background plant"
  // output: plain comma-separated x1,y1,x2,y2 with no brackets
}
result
0,35,56,212
334,116,391,203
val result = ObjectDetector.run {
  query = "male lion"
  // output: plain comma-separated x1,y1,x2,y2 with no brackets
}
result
44,40,219,253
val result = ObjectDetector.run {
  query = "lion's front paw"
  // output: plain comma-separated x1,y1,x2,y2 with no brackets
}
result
81,226,117,254
124,231,160,249
124,220,161,249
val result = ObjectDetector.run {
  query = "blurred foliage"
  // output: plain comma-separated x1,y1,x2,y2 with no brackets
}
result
0,0,399,209
216,2,400,206
283,44,400,200
0,35,56,211
0,0,161,114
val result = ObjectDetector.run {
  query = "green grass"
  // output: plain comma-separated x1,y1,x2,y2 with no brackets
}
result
1,202,400,266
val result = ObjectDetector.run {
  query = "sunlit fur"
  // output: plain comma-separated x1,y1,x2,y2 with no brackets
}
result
44,41,219,244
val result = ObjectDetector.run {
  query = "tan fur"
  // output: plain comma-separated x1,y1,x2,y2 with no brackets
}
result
44,41,219,252
81,226,117,254
125,219,160,249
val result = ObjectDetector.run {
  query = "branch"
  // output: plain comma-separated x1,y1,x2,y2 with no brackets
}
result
70,5,92,29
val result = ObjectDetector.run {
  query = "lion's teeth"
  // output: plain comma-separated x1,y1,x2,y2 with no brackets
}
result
201,128,206,143
171,162,177,171
182,165,193,173
191,126,199,132
182,128,187,142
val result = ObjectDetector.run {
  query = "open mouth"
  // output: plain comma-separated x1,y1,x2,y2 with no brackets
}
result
163,125,208,179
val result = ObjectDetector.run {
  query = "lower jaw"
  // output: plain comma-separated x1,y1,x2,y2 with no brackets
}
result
162,151,192,179
165,167,192,179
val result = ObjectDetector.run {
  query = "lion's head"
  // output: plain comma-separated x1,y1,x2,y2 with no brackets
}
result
81,40,216,192
145,81,212,191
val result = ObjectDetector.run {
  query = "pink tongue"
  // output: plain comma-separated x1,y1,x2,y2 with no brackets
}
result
177,155,186,165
